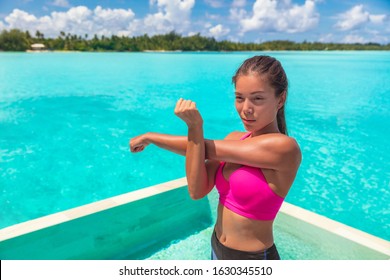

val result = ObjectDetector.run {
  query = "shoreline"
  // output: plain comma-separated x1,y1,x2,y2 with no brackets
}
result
9,49,390,53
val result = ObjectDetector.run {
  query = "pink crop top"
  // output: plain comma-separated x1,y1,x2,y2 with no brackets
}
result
215,132,284,220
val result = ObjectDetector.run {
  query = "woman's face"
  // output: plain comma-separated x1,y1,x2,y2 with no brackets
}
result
234,74,284,135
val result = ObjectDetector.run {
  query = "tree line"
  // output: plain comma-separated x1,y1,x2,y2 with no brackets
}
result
0,28,389,52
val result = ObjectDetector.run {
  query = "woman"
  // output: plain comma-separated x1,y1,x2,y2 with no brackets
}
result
130,55,301,260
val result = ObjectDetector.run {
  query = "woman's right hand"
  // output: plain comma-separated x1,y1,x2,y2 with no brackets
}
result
129,133,151,153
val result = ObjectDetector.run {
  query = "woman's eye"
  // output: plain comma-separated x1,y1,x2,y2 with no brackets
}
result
254,97,263,101
235,96,244,101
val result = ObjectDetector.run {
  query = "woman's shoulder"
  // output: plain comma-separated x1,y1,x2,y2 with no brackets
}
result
224,131,247,140
255,133,301,158
259,133,298,143
224,131,300,155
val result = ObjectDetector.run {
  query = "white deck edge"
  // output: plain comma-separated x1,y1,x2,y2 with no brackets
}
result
1,177,389,257
0,177,188,242
279,203,390,256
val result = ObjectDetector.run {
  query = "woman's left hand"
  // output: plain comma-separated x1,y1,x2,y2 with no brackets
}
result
174,98,203,128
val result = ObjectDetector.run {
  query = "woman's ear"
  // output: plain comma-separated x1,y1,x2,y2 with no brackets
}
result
277,91,287,110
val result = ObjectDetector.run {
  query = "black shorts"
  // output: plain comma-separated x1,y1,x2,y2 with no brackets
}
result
211,230,280,260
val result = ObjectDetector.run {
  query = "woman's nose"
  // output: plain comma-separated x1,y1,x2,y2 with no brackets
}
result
243,99,253,114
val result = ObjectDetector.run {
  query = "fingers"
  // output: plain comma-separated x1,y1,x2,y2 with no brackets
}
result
190,101,196,109
175,98,183,114
129,136,146,153
175,98,197,114
181,100,193,111
132,145,144,153
130,143,145,153
174,98,203,126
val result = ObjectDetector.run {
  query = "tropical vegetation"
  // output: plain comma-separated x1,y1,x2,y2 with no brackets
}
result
1,29,389,52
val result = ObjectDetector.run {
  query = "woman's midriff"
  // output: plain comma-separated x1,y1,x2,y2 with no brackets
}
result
214,203,275,252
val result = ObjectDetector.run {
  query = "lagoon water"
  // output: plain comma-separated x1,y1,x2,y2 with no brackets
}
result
0,51,389,240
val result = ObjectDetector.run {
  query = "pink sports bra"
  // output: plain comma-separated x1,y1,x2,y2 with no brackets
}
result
215,132,284,220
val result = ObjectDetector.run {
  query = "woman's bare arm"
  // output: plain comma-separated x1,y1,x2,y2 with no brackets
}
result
205,134,301,171
185,125,210,199
174,99,214,199
130,132,301,172
130,132,187,155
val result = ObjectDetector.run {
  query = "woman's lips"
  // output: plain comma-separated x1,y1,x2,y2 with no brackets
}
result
242,118,256,124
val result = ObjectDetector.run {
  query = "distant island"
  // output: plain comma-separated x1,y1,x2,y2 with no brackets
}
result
1,29,389,52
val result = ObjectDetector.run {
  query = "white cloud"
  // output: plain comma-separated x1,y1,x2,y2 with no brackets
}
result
227,35,240,42
335,5,369,31
91,6,135,37
1,1,196,38
335,5,387,31
140,0,195,35
229,7,247,21
368,14,387,24
341,31,389,45
5,9,38,27
205,12,221,20
355,29,389,44
318,33,334,43
204,0,224,8
3,6,135,37
94,6,135,34
50,0,70,8
204,22,213,29
342,34,366,44
238,0,319,34
209,24,230,38
232,0,246,8
187,31,198,36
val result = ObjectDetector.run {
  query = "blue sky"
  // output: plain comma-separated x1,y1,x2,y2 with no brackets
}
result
0,0,389,44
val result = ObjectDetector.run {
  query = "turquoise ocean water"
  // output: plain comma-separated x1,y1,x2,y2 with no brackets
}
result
0,51,389,241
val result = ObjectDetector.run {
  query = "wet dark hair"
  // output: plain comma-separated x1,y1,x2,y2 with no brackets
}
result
232,55,288,135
